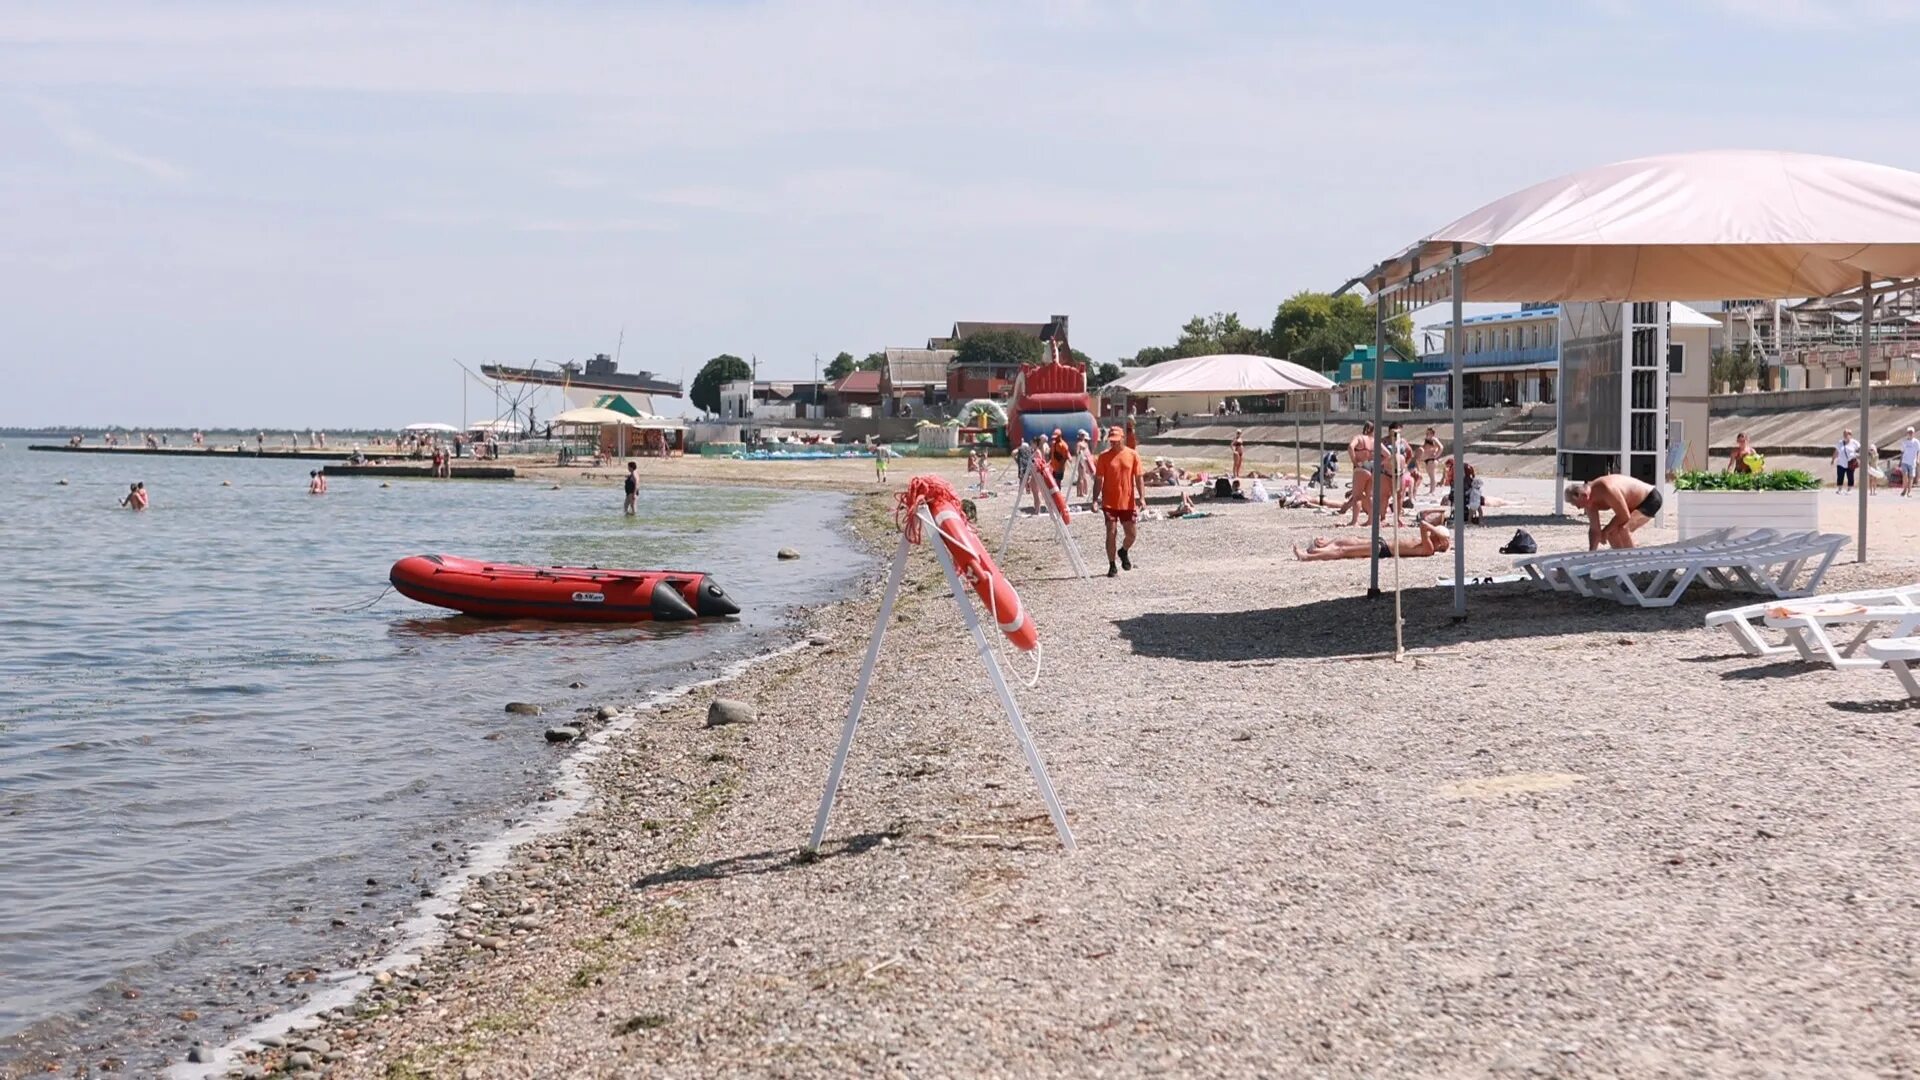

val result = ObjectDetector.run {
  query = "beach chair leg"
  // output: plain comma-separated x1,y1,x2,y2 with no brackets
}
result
925,509,1074,850
1890,659,1920,700
808,533,912,852
1781,624,1822,665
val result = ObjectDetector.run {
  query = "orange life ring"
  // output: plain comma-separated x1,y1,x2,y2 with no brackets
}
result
898,477,1038,652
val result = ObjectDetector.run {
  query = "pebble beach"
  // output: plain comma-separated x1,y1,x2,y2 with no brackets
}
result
142,451,1920,1080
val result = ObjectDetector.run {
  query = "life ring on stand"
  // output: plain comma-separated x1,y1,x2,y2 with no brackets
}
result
899,477,1039,652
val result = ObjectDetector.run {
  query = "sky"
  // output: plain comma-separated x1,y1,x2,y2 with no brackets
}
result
3,0,1918,427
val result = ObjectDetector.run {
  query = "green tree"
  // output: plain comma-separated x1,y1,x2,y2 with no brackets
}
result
1125,311,1272,366
858,351,888,372
690,354,751,414
1088,361,1124,389
823,351,856,381
1710,342,1759,394
954,330,1045,369
1069,348,1094,368
1270,291,1414,372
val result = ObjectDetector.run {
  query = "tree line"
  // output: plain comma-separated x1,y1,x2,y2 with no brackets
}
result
1125,292,1416,372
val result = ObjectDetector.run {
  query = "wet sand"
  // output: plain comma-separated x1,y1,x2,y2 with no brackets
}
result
135,457,1920,1079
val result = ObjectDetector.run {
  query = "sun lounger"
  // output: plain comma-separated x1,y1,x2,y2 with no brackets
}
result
1514,528,1742,592
1863,637,1920,697
1759,602,1920,668
1704,584,1920,658
1544,531,1782,598
1580,531,1847,608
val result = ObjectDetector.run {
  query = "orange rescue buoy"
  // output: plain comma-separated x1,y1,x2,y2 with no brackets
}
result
898,477,1037,651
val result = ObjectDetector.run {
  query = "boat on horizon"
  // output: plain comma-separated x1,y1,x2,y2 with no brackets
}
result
480,354,683,398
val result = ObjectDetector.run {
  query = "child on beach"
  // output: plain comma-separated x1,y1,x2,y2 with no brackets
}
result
623,461,639,515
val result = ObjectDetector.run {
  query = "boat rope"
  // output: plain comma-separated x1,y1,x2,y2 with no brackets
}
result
331,584,393,613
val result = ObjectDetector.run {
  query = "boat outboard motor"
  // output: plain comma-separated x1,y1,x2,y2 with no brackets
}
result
648,580,699,621
692,577,740,617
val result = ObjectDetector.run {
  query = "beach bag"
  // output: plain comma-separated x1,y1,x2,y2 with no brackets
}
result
1249,480,1271,503
1213,476,1234,499
1499,528,1537,555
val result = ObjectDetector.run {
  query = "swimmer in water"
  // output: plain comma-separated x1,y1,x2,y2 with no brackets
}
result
308,470,328,495
120,482,149,510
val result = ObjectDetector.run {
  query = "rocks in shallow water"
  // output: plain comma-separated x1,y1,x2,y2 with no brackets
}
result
286,1050,314,1070
186,1044,210,1063
706,698,755,727
595,705,620,720
544,726,581,743
777,547,800,560
808,636,829,646
505,702,542,716
568,681,586,689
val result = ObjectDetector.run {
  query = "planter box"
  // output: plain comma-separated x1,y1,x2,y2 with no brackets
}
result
1676,489,1821,540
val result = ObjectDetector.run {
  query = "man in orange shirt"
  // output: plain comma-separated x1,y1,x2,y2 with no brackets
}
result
1092,425,1146,578
1049,427,1070,488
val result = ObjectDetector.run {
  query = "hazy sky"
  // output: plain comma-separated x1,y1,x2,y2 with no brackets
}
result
3,0,1917,427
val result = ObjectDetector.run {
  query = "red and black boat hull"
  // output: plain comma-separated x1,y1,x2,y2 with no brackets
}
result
389,555,739,622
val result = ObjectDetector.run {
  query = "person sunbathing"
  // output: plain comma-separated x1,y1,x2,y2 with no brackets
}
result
1294,519,1451,561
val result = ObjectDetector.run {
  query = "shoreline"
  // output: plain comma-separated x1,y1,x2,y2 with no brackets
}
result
24,454,1920,1076
150,489,906,1080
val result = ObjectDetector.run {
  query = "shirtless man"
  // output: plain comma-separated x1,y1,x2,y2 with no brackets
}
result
1294,518,1450,561
1338,421,1376,526
1566,474,1662,550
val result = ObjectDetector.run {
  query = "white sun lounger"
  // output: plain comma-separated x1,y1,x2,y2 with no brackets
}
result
1515,528,1743,592
1863,638,1920,697
1760,603,1920,668
1704,584,1920,658
1578,531,1848,608
1552,531,1786,599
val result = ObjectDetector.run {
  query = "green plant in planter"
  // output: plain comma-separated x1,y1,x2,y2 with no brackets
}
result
1674,469,1821,492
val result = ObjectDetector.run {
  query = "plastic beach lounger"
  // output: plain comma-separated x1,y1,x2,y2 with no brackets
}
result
1759,602,1920,669
1552,531,1783,599
1581,531,1847,608
1863,637,1920,697
1704,584,1920,659
1514,529,1744,592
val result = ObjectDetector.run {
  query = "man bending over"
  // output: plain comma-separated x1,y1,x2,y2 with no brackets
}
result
1565,474,1661,550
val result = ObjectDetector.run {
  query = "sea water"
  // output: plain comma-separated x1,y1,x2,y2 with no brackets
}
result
0,444,869,1071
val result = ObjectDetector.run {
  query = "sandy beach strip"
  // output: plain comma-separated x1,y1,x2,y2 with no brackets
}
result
188,459,1919,1079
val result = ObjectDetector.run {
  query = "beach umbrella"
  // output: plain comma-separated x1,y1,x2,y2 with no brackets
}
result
403,422,460,433
1348,149,1920,623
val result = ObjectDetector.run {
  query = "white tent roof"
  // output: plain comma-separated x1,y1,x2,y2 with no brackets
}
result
1114,354,1333,396
549,406,633,425
403,422,459,433
1669,301,1719,328
1356,150,1920,301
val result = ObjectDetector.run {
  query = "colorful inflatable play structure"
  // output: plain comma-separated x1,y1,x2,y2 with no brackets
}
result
1006,340,1096,447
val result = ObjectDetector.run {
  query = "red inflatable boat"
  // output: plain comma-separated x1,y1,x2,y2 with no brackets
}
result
389,555,739,622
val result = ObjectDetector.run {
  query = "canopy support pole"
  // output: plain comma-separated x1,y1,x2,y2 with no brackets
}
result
1450,256,1467,621
1367,289,1387,597
1317,393,1326,504
1859,270,1873,563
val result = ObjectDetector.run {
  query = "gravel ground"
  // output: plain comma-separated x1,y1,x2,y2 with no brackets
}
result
203,474,1919,1079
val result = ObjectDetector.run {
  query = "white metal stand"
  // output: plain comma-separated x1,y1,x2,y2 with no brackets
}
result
997,466,1090,578
808,507,1075,852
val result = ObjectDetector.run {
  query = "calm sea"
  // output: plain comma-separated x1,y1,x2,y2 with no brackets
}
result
0,444,868,1072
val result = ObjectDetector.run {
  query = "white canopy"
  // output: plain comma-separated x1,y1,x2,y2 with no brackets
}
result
466,418,518,434
549,406,633,426
403,421,459,433
1115,353,1334,396
1357,150,1920,302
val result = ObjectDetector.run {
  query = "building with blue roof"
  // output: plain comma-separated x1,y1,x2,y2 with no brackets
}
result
1413,304,1561,410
